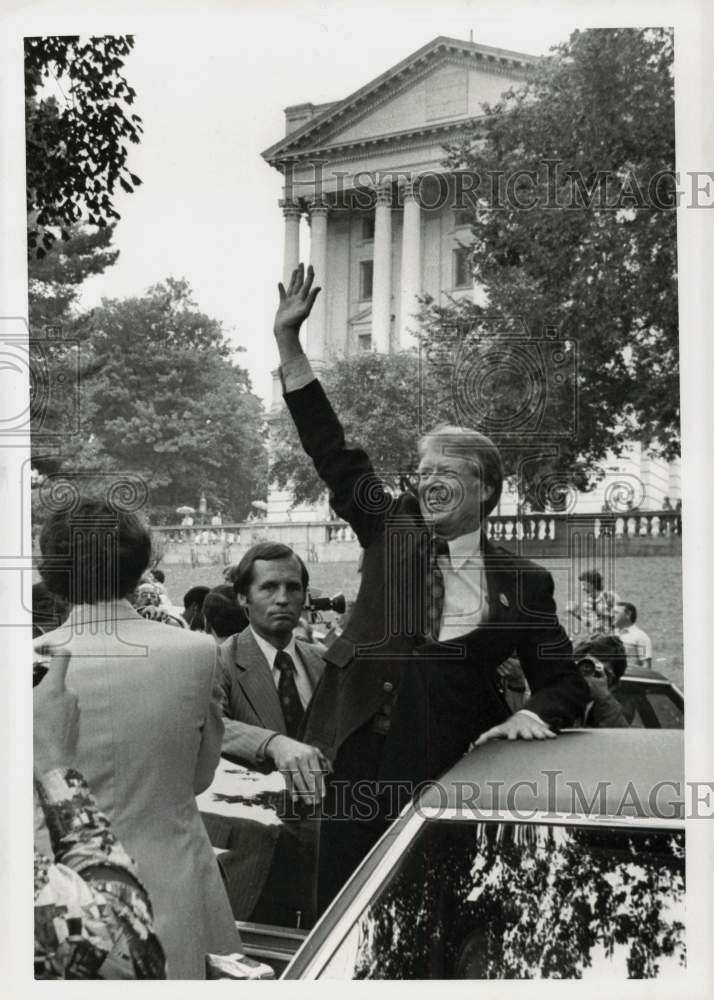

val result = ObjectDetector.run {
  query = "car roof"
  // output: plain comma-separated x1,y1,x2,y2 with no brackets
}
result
418,729,683,819
621,666,669,682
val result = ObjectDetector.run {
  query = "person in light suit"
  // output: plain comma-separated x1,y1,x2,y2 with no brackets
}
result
34,497,240,979
272,266,589,911
218,541,327,925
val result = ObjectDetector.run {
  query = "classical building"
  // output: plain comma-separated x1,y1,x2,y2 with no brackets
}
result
262,35,680,520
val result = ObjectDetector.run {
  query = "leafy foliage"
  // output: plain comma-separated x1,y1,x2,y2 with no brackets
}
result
62,279,268,522
30,225,120,475
422,27,678,498
29,224,119,329
32,277,268,521
25,35,142,258
270,351,438,506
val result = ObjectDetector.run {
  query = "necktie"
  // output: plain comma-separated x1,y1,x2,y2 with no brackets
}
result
426,536,450,640
274,650,304,738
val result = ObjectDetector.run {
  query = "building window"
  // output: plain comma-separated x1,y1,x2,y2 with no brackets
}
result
453,209,472,228
358,333,372,352
361,215,375,241
453,247,472,289
360,260,374,300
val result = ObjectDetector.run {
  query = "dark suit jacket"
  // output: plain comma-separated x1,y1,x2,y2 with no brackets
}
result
285,377,589,787
218,628,325,768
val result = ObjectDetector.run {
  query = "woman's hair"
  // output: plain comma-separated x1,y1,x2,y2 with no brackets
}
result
38,497,152,604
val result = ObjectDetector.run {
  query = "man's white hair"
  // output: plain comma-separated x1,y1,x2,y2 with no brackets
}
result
418,424,504,517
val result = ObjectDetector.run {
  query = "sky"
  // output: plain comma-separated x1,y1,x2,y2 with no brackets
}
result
66,2,602,405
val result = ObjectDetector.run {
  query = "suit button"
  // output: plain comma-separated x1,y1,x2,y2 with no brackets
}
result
383,681,393,693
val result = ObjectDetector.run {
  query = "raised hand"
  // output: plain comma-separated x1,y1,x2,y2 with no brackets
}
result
33,645,80,774
274,263,321,340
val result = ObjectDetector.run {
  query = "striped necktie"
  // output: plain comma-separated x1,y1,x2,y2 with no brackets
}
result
426,536,450,640
274,649,304,738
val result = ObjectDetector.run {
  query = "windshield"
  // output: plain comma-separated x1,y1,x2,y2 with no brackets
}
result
317,820,685,979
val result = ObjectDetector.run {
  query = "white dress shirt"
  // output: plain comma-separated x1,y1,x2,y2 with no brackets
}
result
438,528,489,641
249,626,314,709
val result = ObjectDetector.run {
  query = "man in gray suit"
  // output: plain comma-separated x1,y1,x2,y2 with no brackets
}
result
219,541,329,803
218,542,327,925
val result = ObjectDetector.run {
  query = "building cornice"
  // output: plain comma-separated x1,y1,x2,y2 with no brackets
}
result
273,115,486,169
262,35,536,167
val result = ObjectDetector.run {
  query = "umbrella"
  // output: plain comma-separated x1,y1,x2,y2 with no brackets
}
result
176,506,196,515
251,500,268,511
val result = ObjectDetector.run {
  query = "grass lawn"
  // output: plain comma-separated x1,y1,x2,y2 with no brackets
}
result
163,555,683,689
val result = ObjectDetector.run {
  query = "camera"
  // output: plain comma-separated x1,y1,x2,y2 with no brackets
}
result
576,657,605,678
419,318,578,442
305,590,346,620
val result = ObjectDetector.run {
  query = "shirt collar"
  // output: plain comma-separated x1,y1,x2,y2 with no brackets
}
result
249,625,299,669
65,598,141,626
445,527,482,563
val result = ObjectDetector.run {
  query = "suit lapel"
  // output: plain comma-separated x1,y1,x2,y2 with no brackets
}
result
295,641,325,692
482,538,518,626
233,630,286,733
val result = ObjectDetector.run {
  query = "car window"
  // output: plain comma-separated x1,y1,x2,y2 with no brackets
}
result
614,682,684,729
316,820,685,979
646,691,685,729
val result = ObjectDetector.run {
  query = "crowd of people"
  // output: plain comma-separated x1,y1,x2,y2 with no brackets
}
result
31,264,660,980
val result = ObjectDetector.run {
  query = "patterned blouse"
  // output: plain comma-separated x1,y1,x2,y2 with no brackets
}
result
34,768,166,980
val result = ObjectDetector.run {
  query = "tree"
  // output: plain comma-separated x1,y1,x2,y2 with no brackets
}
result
270,350,436,506
25,35,142,258
424,27,677,502
63,279,268,522
29,224,119,330
30,225,120,475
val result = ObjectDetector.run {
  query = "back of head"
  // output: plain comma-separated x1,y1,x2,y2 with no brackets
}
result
574,633,628,680
38,497,152,604
202,586,248,640
233,541,309,597
183,585,211,610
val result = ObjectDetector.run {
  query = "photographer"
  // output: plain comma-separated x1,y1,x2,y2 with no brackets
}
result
573,633,630,728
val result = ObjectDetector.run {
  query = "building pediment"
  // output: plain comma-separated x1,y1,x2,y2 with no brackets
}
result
262,36,536,167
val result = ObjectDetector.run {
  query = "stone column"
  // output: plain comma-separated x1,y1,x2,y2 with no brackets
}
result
307,200,329,364
281,200,301,286
399,179,422,349
371,185,393,353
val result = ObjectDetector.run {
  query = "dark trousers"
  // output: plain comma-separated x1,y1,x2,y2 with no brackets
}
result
316,721,411,915
251,813,320,929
